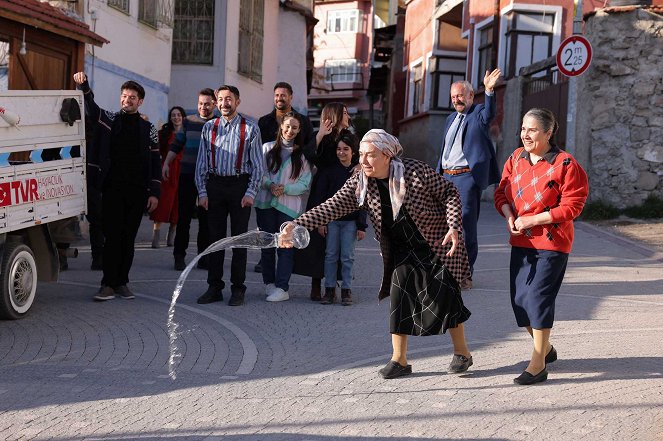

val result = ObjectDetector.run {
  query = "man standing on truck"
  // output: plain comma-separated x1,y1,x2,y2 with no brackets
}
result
73,72,161,301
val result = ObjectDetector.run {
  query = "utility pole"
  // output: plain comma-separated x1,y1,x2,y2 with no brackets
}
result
491,0,500,71
565,0,584,155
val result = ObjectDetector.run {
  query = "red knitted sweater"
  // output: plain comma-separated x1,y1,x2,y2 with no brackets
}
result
494,146,589,253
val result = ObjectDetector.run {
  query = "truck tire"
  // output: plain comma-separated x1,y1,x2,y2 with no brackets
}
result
0,243,37,319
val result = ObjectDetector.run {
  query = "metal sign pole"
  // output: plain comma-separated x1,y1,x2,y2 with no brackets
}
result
565,0,584,154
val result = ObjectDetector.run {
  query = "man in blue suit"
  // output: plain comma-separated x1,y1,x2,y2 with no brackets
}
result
436,68,501,289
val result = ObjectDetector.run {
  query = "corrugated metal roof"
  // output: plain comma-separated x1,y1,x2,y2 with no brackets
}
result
0,0,108,46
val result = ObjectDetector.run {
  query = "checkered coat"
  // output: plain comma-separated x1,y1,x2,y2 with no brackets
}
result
294,158,471,300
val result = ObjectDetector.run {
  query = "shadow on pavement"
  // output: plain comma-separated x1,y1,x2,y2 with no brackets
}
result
469,356,663,382
48,434,510,441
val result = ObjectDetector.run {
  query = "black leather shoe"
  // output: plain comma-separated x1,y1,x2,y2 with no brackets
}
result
514,368,548,385
320,287,336,305
448,354,473,373
378,360,412,379
197,288,223,304
545,346,557,364
228,286,246,306
174,256,186,271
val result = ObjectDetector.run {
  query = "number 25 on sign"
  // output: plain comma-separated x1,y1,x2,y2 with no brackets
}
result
556,35,593,77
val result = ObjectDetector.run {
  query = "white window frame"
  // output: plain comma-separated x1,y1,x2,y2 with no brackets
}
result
108,0,130,14
327,9,361,33
324,59,360,84
407,57,424,117
497,4,563,78
428,51,466,111
471,15,494,88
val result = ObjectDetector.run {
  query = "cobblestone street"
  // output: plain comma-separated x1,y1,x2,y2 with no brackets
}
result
1,205,661,441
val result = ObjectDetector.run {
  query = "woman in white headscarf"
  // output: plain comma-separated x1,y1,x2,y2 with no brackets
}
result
281,129,473,379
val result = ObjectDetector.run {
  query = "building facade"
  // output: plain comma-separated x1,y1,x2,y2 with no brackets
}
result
396,0,610,166
65,0,176,124
0,0,107,91
310,0,403,132
169,0,316,122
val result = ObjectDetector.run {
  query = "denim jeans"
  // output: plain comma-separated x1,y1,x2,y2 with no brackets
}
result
324,220,357,289
255,208,295,291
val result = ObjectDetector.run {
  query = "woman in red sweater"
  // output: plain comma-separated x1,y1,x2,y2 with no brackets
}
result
494,108,588,385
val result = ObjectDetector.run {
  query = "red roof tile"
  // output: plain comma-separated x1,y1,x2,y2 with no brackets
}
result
0,0,108,46
585,4,663,19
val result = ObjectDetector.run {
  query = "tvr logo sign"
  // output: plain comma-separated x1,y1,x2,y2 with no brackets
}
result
0,179,39,207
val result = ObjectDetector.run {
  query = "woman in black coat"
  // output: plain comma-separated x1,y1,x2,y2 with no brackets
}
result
293,102,353,300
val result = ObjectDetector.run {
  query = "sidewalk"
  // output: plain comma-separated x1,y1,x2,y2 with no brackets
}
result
0,203,661,441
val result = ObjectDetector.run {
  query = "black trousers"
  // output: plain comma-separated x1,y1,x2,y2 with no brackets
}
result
86,185,104,261
206,174,251,290
173,174,209,259
101,184,146,288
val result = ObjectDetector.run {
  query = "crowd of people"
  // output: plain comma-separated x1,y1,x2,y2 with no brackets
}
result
74,68,588,385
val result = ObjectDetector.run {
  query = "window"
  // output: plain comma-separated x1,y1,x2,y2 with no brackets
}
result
327,10,360,33
411,64,423,115
139,0,157,27
374,14,386,30
325,60,360,83
157,0,174,27
429,57,465,110
238,0,264,82
0,39,8,92
476,25,493,81
505,11,554,77
108,0,130,14
172,0,214,65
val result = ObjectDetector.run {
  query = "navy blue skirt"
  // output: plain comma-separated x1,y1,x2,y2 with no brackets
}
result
510,246,569,329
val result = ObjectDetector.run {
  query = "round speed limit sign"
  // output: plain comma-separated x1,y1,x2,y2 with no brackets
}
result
556,35,592,77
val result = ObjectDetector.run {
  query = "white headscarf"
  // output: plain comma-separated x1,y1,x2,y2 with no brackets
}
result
356,129,406,221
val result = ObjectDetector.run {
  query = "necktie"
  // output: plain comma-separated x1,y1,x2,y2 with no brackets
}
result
443,113,465,162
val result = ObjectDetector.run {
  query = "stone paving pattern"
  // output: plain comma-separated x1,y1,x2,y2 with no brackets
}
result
0,205,661,441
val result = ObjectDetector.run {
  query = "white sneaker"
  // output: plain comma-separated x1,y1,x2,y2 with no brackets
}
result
266,287,289,302
264,283,276,297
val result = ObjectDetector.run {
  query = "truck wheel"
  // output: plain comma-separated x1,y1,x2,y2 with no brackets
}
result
0,243,37,319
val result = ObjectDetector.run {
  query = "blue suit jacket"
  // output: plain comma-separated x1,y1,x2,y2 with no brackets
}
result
436,93,500,190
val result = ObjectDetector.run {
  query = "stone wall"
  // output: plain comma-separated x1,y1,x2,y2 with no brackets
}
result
397,112,449,167
577,8,663,208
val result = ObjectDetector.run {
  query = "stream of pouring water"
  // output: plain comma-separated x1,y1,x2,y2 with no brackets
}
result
167,226,309,379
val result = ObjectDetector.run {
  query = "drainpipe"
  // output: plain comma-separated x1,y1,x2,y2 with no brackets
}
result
491,0,499,71
369,0,376,129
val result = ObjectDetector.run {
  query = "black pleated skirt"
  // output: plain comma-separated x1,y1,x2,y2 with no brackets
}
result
380,192,470,336
389,250,471,336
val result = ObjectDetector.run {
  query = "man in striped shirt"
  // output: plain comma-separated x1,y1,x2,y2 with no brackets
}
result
195,85,264,306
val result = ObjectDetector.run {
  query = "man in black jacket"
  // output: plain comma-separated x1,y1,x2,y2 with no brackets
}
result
258,82,314,144
74,72,161,301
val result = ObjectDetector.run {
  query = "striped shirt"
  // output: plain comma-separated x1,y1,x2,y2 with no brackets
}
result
195,113,264,199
